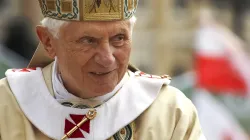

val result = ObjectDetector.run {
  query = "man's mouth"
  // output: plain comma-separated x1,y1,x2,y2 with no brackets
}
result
90,71,113,75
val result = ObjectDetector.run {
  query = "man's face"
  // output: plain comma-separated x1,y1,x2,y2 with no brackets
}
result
48,20,133,98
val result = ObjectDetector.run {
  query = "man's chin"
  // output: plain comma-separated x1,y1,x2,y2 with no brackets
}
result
92,86,116,96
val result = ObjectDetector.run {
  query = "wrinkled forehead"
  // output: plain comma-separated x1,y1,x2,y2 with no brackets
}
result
60,20,132,38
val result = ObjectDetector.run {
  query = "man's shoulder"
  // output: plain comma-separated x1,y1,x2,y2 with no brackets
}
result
155,85,197,115
0,77,16,105
0,77,10,92
130,70,194,113
130,70,197,115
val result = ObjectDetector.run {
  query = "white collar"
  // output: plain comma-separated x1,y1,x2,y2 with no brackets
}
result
6,67,170,140
52,58,127,107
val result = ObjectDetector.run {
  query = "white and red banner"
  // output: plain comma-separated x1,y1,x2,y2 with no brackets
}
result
193,10,250,139
194,21,250,96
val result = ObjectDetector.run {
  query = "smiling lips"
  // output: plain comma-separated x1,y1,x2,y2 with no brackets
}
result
90,70,115,75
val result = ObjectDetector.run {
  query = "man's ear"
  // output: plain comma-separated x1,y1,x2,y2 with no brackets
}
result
36,26,56,58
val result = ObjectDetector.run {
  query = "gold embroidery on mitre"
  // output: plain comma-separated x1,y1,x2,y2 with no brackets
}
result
79,0,84,20
128,0,134,11
83,0,122,21
61,0,72,12
47,0,56,11
38,0,138,21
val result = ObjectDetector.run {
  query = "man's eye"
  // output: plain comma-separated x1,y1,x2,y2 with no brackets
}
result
77,37,96,44
113,34,125,41
111,34,126,46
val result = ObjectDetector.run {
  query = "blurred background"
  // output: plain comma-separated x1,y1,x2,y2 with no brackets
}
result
0,0,250,139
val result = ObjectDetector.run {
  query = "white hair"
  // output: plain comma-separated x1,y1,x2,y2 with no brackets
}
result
41,16,137,38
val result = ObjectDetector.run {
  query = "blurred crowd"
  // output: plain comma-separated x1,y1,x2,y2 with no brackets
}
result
0,0,250,140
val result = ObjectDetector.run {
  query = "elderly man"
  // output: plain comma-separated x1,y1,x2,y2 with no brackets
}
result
0,0,205,140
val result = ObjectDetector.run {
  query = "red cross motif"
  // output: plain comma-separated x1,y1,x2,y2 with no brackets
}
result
64,114,90,138
12,68,37,72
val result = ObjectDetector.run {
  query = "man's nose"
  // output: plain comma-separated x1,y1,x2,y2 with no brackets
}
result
94,42,115,67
